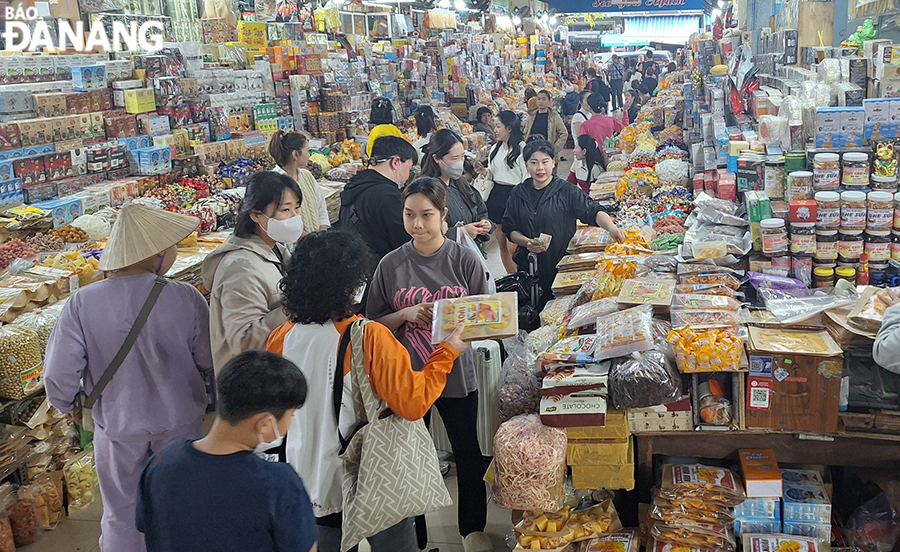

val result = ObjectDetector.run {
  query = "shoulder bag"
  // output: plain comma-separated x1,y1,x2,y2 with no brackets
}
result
74,277,167,431
333,319,452,552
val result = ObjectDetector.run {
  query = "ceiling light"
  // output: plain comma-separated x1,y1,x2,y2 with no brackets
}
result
541,12,549,21
717,0,724,7
711,8,721,18
549,15,557,24
512,15,521,25
454,0,465,10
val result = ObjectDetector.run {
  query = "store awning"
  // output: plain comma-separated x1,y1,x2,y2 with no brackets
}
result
600,15,700,46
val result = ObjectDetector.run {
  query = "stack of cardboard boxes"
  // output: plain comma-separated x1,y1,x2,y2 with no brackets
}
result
566,411,635,491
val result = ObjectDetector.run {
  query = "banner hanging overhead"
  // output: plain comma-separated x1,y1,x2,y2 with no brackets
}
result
546,0,704,14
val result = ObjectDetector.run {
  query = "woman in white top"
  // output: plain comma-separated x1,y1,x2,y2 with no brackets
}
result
569,90,593,138
412,105,438,155
481,110,527,274
268,130,330,232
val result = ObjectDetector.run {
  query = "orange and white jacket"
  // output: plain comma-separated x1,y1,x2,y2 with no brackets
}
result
267,315,459,518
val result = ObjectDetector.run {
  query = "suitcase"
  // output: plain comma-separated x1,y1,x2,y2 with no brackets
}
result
430,339,503,456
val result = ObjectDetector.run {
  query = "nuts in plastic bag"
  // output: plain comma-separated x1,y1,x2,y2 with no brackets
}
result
491,414,567,512
610,348,682,409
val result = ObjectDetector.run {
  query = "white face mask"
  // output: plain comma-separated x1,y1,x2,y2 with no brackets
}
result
352,282,367,305
253,416,284,462
263,214,304,244
440,159,464,180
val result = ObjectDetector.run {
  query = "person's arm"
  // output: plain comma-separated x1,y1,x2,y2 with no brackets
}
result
364,322,462,420
367,259,430,331
271,467,318,552
572,119,584,137
874,302,900,373
473,190,494,238
552,114,569,154
214,257,287,364
316,184,330,229
43,300,87,414
190,288,215,374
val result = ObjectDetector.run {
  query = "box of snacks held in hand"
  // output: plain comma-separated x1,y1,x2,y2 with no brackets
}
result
431,292,518,344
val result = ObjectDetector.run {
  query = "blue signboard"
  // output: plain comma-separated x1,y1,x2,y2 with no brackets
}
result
546,0,704,13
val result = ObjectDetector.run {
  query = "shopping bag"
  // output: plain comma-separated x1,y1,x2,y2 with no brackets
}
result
457,229,496,293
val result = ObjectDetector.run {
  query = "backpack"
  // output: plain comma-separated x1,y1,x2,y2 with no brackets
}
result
562,91,581,116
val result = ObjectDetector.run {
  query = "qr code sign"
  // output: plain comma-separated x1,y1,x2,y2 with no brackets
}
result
749,379,770,410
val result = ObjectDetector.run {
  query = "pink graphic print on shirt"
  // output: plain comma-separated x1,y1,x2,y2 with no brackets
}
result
393,285,468,363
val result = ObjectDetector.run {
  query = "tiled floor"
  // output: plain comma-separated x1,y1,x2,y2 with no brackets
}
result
29,153,580,551
26,468,513,552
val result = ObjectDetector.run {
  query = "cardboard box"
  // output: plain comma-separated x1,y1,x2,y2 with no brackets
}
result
124,88,157,114
815,107,842,148
118,135,150,152
842,107,865,147
563,410,629,441
193,141,227,165
626,397,693,433
71,65,107,91
133,146,172,176
140,115,170,138
789,200,816,223
864,98,899,140
74,187,112,214
34,196,84,227
0,123,20,151
567,438,631,466
746,327,842,433
739,449,783,498
570,442,635,490
32,93,67,118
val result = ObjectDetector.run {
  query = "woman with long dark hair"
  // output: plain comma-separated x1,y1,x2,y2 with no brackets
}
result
420,129,492,243
366,96,403,157
474,106,495,143
268,130,329,232
412,105,438,153
482,110,527,274
567,134,605,194
623,89,641,126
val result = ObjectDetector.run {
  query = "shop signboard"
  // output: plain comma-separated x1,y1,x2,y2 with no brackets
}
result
546,0,703,13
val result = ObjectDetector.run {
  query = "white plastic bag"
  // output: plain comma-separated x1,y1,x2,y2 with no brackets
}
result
457,229,496,293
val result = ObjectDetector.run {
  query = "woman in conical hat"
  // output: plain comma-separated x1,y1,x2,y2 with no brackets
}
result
44,204,214,552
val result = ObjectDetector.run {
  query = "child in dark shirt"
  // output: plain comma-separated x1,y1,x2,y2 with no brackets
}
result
137,351,316,552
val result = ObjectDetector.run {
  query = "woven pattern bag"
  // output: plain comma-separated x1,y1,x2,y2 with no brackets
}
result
339,319,452,552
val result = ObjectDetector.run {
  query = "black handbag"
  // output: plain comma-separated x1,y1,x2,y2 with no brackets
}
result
494,253,541,332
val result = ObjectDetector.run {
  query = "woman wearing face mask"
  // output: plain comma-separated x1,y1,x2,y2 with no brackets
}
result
268,230,467,552
269,130,330,232
503,139,624,307
202,171,303,375
481,110,527,274
420,129,492,243
44,205,212,552
567,134,605,194
367,177,493,552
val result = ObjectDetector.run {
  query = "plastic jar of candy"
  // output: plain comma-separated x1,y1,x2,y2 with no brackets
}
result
787,170,814,200
761,218,788,256
893,229,900,261
836,266,858,285
813,153,840,191
813,266,835,288
872,175,898,192
790,223,816,256
841,191,867,230
865,229,892,261
868,191,895,228
815,191,841,228
839,228,864,263
815,229,838,260
842,152,870,188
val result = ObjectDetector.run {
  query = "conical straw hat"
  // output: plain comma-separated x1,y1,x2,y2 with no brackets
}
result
98,204,199,272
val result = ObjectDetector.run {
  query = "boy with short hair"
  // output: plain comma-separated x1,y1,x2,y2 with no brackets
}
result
136,351,316,552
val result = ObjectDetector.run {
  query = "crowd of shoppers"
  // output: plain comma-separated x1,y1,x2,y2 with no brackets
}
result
41,49,655,546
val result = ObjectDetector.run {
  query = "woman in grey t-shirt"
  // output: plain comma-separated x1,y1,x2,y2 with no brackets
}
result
367,177,492,551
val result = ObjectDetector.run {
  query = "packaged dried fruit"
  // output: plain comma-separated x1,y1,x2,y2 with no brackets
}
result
610,348,682,408
540,296,575,327
431,292,518,344
63,450,97,511
566,298,619,330
668,327,743,373
593,305,654,360
650,520,736,552
659,464,746,505
670,309,741,329
671,294,740,311
740,534,826,552
557,252,604,271
552,270,598,295
23,473,64,530
584,530,639,552
617,279,676,307
674,284,737,298
3,486,40,545
516,501,624,547
677,272,741,290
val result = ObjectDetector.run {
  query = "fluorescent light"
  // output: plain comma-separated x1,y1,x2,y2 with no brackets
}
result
711,8,721,18
512,15,521,25
549,15,557,24
541,13,549,21
717,0,724,7
454,0,465,10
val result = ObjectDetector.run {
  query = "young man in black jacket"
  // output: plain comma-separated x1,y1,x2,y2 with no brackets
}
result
339,136,418,259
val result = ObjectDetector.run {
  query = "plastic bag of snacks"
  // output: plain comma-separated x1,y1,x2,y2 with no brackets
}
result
63,450,97,511
2,484,39,545
668,327,743,372
566,298,619,330
593,306,654,360
583,529,639,552
670,309,741,329
594,258,638,299
22,473,63,530
671,294,740,311
0,326,43,399
650,502,735,525
677,272,741,290
11,305,63,353
0,500,14,552
499,333,541,422
674,284,737,298
514,501,623,550
659,464,746,506
610,348,682,408
540,296,575,327
491,414,567,512
431,292,519,344
650,520,736,552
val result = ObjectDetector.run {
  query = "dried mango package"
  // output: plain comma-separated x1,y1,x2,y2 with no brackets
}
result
668,327,743,373
650,503,735,525
659,464,745,505
650,521,736,552
584,529,639,552
617,279,675,307
431,292,518,344
593,305,654,360
515,500,623,549
741,534,828,552
566,298,620,330
671,294,741,311
674,284,737,298
677,272,741,290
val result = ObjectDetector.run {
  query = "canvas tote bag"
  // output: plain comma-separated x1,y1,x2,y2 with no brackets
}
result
336,319,452,552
